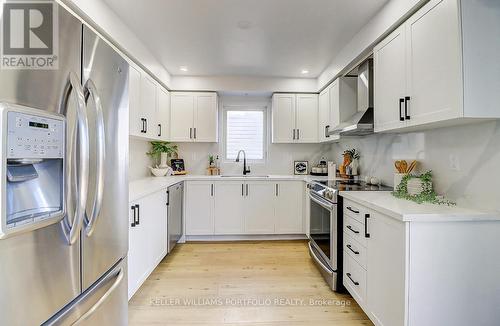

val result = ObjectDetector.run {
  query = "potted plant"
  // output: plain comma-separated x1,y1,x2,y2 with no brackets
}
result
146,141,178,168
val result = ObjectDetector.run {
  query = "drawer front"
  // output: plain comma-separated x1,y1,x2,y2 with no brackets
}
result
344,232,366,269
343,251,367,308
344,215,367,247
343,199,367,224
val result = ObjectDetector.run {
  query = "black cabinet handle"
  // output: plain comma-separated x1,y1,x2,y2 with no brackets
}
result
346,273,359,286
241,184,244,197
130,205,136,227
297,129,300,140
189,127,193,139
325,125,330,138
210,184,214,197
246,184,249,196
346,244,359,255
194,127,197,139
347,206,359,214
166,190,170,206
292,129,296,140
158,124,162,137
141,118,146,133
135,204,140,225
145,119,148,133
275,184,279,196
399,98,405,121
405,96,411,120
365,214,370,238
346,225,360,234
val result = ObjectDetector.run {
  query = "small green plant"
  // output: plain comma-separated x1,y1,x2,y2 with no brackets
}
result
208,154,215,166
146,141,178,166
392,171,455,205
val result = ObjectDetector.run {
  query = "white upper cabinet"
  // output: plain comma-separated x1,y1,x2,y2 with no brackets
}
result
157,86,170,141
295,94,319,143
318,88,331,142
128,65,142,137
329,77,357,137
272,94,296,143
128,63,170,141
373,0,500,133
272,93,318,143
374,25,407,132
170,92,218,142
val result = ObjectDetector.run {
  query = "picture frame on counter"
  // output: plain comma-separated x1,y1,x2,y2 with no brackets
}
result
294,161,308,175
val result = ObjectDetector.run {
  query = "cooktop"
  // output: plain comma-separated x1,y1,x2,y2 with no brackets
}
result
316,179,393,192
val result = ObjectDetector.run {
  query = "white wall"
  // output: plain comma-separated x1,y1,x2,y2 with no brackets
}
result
317,0,426,90
129,138,153,181
59,0,172,87
171,75,317,93
330,121,500,211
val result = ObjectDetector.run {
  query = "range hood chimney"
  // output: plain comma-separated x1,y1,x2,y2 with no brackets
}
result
329,59,374,136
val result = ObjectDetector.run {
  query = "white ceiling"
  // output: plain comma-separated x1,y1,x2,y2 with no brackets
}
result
102,0,389,78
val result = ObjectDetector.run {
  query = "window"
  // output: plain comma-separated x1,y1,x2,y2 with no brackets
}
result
224,107,265,161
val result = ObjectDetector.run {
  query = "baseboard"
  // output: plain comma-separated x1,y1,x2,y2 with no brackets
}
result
185,234,308,242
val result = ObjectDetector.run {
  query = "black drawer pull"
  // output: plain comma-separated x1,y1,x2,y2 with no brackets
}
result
346,273,359,286
347,206,359,214
399,98,405,121
405,96,411,120
365,214,371,238
130,205,136,227
346,244,359,255
135,204,140,225
346,225,360,234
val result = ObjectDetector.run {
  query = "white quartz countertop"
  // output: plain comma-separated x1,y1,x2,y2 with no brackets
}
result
129,174,329,202
339,191,500,222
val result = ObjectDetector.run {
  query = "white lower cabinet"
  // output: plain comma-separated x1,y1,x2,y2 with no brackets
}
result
128,190,168,300
185,180,304,236
342,197,500,326
185,181,214,235
214,181,244,234
275,181,304,233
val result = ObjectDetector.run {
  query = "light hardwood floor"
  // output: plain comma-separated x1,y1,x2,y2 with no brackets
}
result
129,240,372,325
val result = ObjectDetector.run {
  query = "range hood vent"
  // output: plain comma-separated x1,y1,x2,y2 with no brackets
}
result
329,59,374,137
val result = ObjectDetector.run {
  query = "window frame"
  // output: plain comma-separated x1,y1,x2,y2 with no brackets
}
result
222,105,268,164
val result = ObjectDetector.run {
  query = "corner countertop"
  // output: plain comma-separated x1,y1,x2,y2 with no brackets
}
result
129,174,329,202
339,191,500,222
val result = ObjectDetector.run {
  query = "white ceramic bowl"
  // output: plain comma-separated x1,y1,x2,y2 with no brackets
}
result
149,167,168,177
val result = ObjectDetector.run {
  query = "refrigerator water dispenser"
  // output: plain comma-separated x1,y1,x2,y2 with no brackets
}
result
1,103,65,239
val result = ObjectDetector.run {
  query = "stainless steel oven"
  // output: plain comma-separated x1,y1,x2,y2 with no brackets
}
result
308,188,339,290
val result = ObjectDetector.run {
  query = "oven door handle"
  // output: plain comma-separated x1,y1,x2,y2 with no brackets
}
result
308,242,334,275
309,193,334,211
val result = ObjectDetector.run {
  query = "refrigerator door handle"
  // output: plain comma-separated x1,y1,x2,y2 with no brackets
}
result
62,72,89,245
83,79,106,237
72,267,124,325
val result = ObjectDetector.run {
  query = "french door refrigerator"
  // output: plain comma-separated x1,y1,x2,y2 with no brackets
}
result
0,2,129,325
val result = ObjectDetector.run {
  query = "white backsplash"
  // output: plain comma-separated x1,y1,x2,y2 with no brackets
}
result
129,137,153,181
329,120,500,210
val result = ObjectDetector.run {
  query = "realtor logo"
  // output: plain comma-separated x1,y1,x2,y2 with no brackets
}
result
1,1,58,69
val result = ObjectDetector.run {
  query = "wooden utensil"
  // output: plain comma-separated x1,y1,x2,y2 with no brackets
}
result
407,160,417,174
394,161,401,173
400,160,408,173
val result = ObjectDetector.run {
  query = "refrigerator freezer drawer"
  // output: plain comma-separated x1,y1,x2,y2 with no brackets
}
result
44,258,128,326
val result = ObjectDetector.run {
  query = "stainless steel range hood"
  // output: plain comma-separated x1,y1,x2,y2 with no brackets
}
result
329,59,374,136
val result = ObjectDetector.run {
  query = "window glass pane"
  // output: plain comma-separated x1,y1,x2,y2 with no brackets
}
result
226,110,264,160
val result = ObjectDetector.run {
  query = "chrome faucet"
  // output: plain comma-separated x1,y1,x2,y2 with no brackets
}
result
235,150,251,175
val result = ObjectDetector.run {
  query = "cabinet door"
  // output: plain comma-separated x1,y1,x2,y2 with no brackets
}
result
140,74,158,139
244,181,275,234
170,92,194,142
406,0,462,126
128,65,143,137
128,200,148,299
275,182,303,234
272,94,295,143
373,25,407,132
295,94,318,143
145,190,168,267
329,80,340,131
185,182,214,235
366,211,406,326
318,88,330,142
194,93,218,142
213,182,245,235
157,86,170,141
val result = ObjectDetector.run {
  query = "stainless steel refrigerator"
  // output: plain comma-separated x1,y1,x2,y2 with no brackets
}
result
0,2,129,325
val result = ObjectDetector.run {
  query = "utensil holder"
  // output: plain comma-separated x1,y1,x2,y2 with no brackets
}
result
394,173,406,188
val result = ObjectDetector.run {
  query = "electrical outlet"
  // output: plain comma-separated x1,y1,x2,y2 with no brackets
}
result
449,154,460,171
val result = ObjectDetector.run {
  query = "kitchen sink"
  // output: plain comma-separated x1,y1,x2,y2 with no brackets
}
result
220,175,270,178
